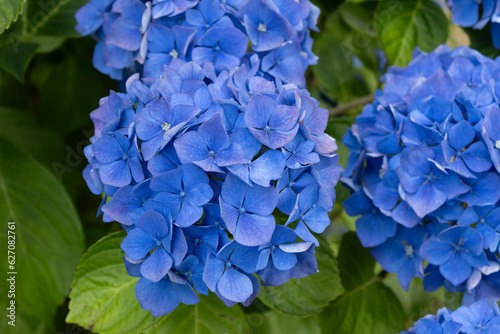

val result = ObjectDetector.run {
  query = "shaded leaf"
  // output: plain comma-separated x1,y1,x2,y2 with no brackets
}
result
0,107,65,165
316,233,405,333
312,3,380,103
0,42,37,82
257,236,344,316
249,311,320,334
147,294,250,334
0,136,84,331
37,45,114,135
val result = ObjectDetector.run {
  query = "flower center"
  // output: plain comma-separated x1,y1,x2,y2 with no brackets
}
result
496,140,500,150
246,160,252,166
180,191,186,197
264,125,271,132
214,45,221,52
162,122,171,131
169,49,178,58
194,238,200,244
456,151,462,157
404,245,414,257
209,150,215,157
239,207,245,213
226,261,232,268
288,182,294,188
271,245,276,250
257,23,267,32
156,240,162,247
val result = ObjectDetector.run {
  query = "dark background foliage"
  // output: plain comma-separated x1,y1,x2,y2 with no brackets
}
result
0,0,494,333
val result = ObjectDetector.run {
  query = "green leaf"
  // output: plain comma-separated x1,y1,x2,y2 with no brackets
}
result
326,115,356,168
316,233,405,333
0,107,65,165
249,311,320,334
36,51,115,135
313,33,369,103
0,42,37,82
0,0,88,81
36,0,88,38
317,281,406,333
67,231,165,334
147,294,250,334
257,236,344,316
383,275,446,327
68,231,250,334
0,136,84,331
0,0,25,34
312,3,380,103
376,0,448,66
336,232,376,291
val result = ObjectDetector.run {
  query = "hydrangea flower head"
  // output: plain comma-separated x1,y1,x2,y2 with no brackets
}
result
83,60,342,316
401,299,500,334
75,0,319,86
342,45,500,300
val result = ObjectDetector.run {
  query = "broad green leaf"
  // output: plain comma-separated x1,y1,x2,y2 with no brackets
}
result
0,0,88,81
336,232,376,291
316,233,405,333
249,311,320,334
0,42,37,82
312,3,380,103
68,231,249,334
67,231,165,334
0,107,65,165
0,136,84,332
376,0,448,66
257,236,344,316
9,0,78,40
383,275,446,327
147,294,250,334
36,0,88,37
37,51,114,135
0,0,25,34
313,33,369,103
317,281,406,333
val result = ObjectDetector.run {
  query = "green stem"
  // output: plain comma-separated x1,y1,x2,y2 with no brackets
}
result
329,94,375,117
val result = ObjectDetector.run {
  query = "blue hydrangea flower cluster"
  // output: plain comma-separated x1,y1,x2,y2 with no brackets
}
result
75,0,319,87
82,59,341,316
342,45,500,300
447,0,500,48
401,299,500,334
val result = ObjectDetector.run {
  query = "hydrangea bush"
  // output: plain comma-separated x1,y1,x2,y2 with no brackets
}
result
82,59,341,316
75,0,319,86
448,0,500,48
402,299,500,334
342,45,500,300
